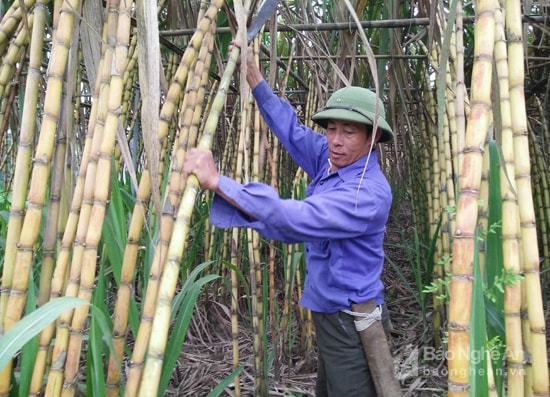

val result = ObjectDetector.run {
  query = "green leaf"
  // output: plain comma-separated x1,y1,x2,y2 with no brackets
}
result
469,232,489,397
206,359,249,397
158,262,219,396
485,139,504,395
18,269,38,397
0,297,89,372
87,253,108,396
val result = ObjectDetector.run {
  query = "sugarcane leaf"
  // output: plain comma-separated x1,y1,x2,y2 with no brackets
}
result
485,139,504,395
0,297,89,372
158,262,219,395
470,232,489,397
87,253,108,396
206,359,250,397
18,268,37,397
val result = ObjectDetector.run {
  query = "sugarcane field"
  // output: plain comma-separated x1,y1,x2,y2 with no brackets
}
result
0,0,549,396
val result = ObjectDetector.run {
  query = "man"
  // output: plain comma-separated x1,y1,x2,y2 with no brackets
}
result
183,45,395,396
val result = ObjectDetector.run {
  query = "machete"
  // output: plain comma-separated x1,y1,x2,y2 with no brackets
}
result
158,0,280,55
246,0,280,43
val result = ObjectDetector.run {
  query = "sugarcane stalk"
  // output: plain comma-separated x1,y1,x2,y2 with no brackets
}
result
123,7,223,395
443,69,457,240
426,73,447,343
57,0,133,394
42,3,117,395
226,62,251,397
0,13,34,329
529,124,550,273
246,79,268,395
0,0,36,54
493,4,525,395
0,0,81,392
448,0,496,393
137,40,243,397
29,5,111,395
454,4,466,176
505,0,549,394
0,16,32,102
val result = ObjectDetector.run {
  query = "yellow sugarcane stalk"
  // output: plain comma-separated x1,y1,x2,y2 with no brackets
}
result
440,110,451,266
123,8,222,395
448,0,496,394
443,70,457,240
0,0,81,392
246,73,267,395
0,14,34,325
0,16,32,101
529,123,550,273
226,67,251,397
505,0,549,394
0,3,42,329
58,0,134,394
42,4,118,396
494,4,525,395
0,0,36,54
425,73,447,340
138,41,242,397
29,3,111,393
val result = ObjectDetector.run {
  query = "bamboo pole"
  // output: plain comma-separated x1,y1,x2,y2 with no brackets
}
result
448,0,497,394
505,0,549,393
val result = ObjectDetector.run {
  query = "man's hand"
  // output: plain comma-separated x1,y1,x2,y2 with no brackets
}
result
182,148,220,191
230,40,264,89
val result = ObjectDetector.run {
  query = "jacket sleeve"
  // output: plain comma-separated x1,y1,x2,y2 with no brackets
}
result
210,175,391,244
251,81,328,178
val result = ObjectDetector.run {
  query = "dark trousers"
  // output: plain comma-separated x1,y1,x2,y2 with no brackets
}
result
312,305,390,397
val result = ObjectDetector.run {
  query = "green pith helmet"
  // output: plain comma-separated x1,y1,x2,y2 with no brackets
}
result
311,86,394,143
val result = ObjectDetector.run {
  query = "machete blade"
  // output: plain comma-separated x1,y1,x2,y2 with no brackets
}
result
247,0,281,43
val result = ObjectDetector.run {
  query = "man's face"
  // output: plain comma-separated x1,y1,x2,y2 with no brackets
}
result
325,119,376,171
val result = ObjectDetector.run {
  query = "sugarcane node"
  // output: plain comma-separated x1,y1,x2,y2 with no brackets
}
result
520,219,537,227
451,273,474,281
462,143,484,153
508,362,525,369
447,321,469,331
9,287,27,296
15,242,33,251
448,382,469,392
128,360,144,369
57,320,71,329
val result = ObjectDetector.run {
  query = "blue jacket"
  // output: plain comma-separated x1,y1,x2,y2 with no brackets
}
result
210,80,392,313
